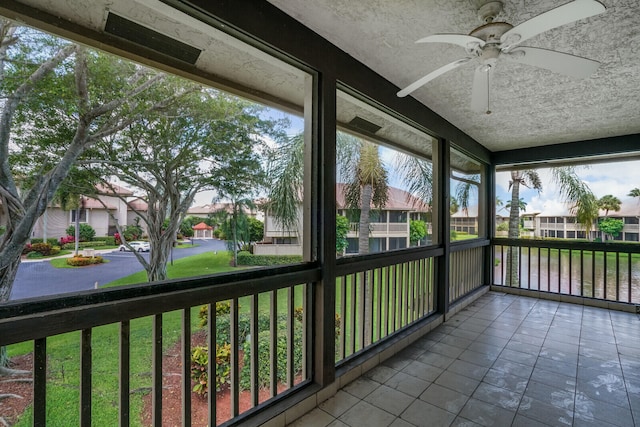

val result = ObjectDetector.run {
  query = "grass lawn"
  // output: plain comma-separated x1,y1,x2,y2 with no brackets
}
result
8,250,306,426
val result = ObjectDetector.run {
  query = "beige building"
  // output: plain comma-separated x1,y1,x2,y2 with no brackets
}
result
29,184,148,241
255,184,431,256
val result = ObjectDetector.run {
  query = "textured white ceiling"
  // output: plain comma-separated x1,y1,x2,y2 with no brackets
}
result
7,0,640,153
268,0,640,152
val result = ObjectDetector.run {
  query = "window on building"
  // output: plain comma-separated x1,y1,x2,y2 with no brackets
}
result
346,238,359,254
369,238,386,253
369,210,387,223
625,232,639,241
388,211,407,223
388,237,407,250
625,217,639,224
70,208,88,223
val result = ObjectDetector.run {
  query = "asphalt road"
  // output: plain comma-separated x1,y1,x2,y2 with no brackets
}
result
10,239,228,301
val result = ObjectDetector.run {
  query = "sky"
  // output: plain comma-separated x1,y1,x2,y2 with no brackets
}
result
495,160,640,215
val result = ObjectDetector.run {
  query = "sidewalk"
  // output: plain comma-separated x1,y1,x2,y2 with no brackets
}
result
20,247,118,263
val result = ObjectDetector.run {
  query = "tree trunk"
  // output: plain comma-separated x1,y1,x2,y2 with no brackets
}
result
0,257,20,370
358,184,373,345
507,173,521,287
0,257,20,303
358,184,373,255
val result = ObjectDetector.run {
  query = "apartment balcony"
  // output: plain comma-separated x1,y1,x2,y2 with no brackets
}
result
2,239,638,426
2,1,640,426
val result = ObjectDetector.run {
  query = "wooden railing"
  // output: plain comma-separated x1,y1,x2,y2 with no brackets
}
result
334,247,441,364
0,241,498,425
493,238,640,304
0,264,319,426
450,240,487,303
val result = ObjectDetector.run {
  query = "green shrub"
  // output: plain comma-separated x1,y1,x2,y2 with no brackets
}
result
31,238,60,246
191,343,231,395
26,251,44,259
66,256,104,266
30,242,53,256
96,236,116,245
239,326,303,390
236,252,303,266
62,241,106,250
193,308,306,394
65,223,96,242
197,301,237,328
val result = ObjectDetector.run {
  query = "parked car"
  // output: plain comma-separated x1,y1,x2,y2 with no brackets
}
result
118,241,150,252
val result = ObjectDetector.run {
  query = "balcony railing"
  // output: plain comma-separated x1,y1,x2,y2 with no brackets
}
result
493,238,640,305
450,241,487,304
0,264,318,426
334,247,442,364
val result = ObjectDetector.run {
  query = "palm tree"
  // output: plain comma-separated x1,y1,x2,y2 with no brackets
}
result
268,132,389,255
504,197,527,212
505,170,542,285
628,188,640,200
598,194,621,217
343,140,389,254
552,167,599,240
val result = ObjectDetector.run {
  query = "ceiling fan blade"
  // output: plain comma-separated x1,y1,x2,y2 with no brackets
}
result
416,34,485,50
508,47,600,78
500,0,606,50
397,58,471,97
471,66,492,114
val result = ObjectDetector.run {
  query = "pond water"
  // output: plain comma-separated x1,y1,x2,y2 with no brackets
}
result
493,246,640,304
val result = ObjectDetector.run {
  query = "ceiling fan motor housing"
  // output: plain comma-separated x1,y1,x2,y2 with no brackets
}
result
473,0,503,23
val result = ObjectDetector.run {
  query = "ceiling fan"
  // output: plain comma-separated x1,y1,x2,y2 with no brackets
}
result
397,0,606,114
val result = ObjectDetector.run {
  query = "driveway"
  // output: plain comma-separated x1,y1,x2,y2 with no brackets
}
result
10,239,228,301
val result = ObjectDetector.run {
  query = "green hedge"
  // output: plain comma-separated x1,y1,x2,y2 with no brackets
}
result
236,251,302,266
62,241,106,250
95,236,116,246
31,238,60,246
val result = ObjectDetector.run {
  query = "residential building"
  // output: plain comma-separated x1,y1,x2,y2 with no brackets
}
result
29,184,147,241
256,184,431,255
535,199,640,241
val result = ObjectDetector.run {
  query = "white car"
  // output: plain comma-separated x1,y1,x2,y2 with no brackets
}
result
118,241,150,252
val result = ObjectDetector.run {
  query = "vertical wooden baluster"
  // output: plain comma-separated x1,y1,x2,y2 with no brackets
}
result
628,253,633,303
547,247,551,292
615,252,620,302
376,268,383,342
350,273,356,355
287,286,294,388
250,294,259,407
270,291,277,397
180,310,190,427
339,276,346,360
152,314,162,427
580,250,584,297
231,297,239,417
34,338,46,427
591,251,596,298
80,329,92,426
603,251,608,300
120,321,130,427
207,304,216,425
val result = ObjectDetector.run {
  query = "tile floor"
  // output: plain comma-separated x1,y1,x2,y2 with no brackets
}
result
289,292,640,427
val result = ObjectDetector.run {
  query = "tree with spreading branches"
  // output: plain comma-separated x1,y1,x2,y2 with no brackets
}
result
0,21,173,303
